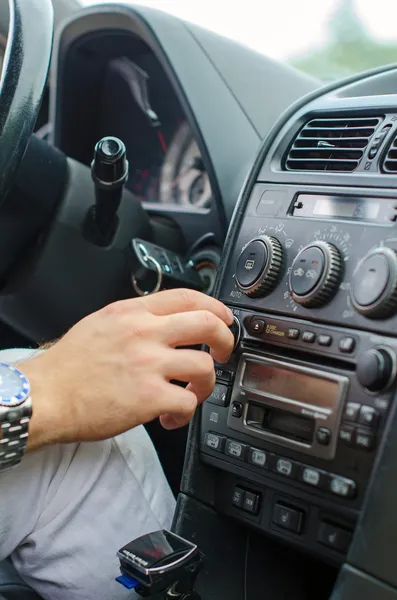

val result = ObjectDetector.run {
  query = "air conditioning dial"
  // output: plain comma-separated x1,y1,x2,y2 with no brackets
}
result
351,247,397,318
289,241,342,308
235,236,283,298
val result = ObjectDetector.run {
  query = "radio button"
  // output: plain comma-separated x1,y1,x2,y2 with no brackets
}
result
339,337,356,354
225,439,247,460
248,447,267,468
231,401,243,418
302,467,321,487
339,425,355,446
344,402,361,422
302,331,316,343
358,406,378,428
248,317,266,335
207,383,230,407
329,476,356,499
355,429,376,451
274,457,295,478
204,433,225,452
215,365,234,384
287,328,300,340
316,427,332,446
318,334,332,347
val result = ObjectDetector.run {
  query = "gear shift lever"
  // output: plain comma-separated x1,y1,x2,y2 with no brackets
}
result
86,136,129,245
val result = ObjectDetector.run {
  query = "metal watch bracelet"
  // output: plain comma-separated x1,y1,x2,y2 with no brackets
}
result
0,399,32,471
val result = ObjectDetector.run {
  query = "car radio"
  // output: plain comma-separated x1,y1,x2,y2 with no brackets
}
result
200,183,397,562
227,353,348,461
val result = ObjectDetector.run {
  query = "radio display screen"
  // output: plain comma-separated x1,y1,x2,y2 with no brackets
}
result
243,361,339,408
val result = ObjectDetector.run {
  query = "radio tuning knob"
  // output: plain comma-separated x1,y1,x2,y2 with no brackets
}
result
357,348,395,392
235,236,283,298
351,247,397,319
289,241,342,308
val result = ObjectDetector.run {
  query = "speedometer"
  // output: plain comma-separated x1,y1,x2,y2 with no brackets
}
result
159,121,212,208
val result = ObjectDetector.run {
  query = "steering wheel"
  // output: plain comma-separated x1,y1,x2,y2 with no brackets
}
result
0,0,53,274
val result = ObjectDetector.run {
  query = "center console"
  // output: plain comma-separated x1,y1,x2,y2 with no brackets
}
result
199,100,397,565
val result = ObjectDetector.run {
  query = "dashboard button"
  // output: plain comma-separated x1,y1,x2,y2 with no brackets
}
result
274,458,295,478
287,328,300,340
344,402,361,422
225,439,246,460
273,503,304,534
339,425,355,446
358,406,378,428
231,402,243,418
318,522,352,553
248,447,267,468
243,491,260,515
302,331,316,343
317,427,332,446
203,433,225,452
248,317,266,334
318,334,332,347
329,476,356,499
215,365,234,384
207,383,230,407
232,487,245,508
339,337,356,353
301,467,321,487
355,429,375,451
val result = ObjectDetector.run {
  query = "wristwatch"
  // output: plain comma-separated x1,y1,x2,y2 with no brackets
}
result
0,362,32,472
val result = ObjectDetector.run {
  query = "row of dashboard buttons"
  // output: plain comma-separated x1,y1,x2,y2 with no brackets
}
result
232,485,352,552
339,402,379,451
248,317,356,354
203,432,356,499
232,486,261,515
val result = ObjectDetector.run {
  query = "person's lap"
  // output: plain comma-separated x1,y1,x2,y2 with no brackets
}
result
0,349,176,600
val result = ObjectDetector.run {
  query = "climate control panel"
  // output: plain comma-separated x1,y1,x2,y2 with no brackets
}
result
220,183,397,334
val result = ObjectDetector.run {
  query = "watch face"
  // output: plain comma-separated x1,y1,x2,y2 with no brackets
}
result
0,363,30,407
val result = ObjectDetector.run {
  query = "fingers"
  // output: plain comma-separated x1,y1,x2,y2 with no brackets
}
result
161,349,215,403
136,289,234,325
157,383,198,430
160,311,234,363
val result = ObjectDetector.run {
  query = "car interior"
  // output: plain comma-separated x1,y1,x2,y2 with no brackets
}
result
1,0,397,598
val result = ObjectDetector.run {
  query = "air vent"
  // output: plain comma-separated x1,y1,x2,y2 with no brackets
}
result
383,134,397,173
285,117,382,172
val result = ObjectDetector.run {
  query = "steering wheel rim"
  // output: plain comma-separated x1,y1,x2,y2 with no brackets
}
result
0,0,53,204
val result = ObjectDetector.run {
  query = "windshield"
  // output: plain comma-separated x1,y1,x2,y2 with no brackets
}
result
79,0,397,81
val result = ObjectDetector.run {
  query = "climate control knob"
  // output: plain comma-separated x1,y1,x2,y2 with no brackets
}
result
351,247,397,318
235,236,283,297
289,241,342,308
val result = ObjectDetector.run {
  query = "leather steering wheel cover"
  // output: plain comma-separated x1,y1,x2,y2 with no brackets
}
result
0,0,53,203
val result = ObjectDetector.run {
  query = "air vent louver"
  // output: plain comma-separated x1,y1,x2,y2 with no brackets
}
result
382,134,397,173
285,117,382,172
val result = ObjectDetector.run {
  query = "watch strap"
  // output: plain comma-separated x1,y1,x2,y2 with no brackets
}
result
0,398,32,471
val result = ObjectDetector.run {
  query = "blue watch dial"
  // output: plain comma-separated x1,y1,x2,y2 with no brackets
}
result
0,363,30,407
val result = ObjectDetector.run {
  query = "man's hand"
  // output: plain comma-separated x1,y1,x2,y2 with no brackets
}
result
21,289,235,450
